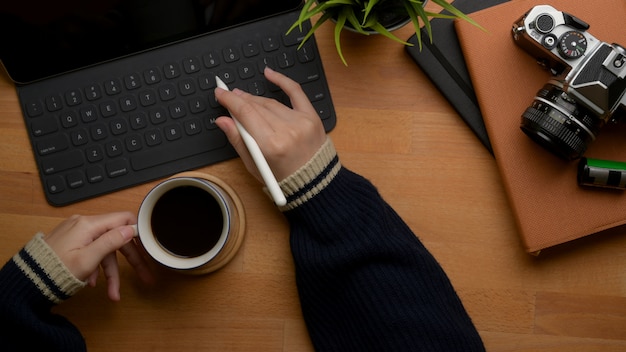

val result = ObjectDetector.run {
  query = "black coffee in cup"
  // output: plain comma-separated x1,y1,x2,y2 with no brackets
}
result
151,185,224,258
138,175,245,274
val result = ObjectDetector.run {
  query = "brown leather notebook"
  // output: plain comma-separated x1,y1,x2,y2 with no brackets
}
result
455,0,626,253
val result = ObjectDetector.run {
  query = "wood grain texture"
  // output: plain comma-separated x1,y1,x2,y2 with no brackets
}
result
1,5,625,350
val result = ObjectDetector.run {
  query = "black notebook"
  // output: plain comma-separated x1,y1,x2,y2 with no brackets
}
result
405,0,510,155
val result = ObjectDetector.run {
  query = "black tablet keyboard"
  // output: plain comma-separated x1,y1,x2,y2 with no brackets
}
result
16,9,336,206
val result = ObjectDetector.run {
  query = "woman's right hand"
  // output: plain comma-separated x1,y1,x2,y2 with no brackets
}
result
214,67,327,182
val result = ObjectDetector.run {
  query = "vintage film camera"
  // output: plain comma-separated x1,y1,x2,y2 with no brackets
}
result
511,5,626,161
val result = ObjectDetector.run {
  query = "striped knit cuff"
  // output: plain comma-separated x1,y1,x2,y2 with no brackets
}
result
12,233,86,304
277,137,341,212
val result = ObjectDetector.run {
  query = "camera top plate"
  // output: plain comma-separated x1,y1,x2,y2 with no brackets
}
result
513,5,601,76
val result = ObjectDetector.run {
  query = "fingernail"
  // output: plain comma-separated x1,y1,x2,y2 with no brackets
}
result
131,224,138,237
120,226,136,241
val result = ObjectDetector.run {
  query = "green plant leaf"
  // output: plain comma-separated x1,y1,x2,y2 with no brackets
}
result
334,9,349,66
369,21,411,46
345,7,370,35
362,0,381,25
293,0,318,31
404,2,424,50
293,11,335,50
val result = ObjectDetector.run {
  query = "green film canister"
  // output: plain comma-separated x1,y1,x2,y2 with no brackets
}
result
577,157,626,190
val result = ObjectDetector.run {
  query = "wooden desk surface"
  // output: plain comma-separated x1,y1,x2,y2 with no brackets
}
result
1,16,626,352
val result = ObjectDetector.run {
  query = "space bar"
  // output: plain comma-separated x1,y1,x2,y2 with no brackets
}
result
130,135,227,171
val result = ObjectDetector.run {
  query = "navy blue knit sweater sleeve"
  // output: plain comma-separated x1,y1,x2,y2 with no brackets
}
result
278,139,485,351
0,233,87,352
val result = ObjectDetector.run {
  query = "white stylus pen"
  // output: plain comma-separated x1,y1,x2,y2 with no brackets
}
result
215,76,287,206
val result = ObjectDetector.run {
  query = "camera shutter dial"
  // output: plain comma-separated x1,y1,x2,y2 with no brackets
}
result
534,14,555,33
558,31,588,59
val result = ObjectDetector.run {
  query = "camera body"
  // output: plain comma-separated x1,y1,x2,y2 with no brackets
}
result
512,5,626,160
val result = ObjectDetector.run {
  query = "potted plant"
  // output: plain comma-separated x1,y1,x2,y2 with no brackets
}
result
288,0,481,65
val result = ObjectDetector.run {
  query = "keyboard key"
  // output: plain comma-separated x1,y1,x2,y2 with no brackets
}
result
25,101,44,117
238,64,255,79
45,95,63,112
303,81,326,102
46,176,65,194
125,134,143,152
277,52,295,69
242,41,260,57
31,117,58,137
84,84,102,101
262,36,280,52
130,112,148,130
37,134,69,155
149,107,167,124
86,165,105,183
164,124,182,141
124,73,142,90
159,84,177,101
86,145,104,162
80,105,98,123
106,139,123,157
258,57,277,72
248,81,266,96
179,78,196,96
71,129,89,146
314,102,332,120
163,62,181,79
144,68,162,84
198,74,216,90
130,133,227,171
90,124,108,141
104,79,122,95
183,57,201,73
144,130,162,146
99,101,117,117
42,150,84,174
204,115,221,130
189,97,206,114
223,47,240,63
139,89,157,106
297,43,316,63
66,171,86,189
184,119,202,135
65,90,82,106
288,65,320,84
217,68,236,84
58,111,77,129
106,159,129,178
203,51,220,68
110,119,128,135
283,28,306,46
168,102,186,119
119,95,137,112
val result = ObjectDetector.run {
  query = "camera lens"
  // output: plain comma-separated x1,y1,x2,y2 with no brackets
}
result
520,82,603,160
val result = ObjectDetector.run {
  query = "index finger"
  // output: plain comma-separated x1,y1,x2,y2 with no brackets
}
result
263,67,317,114
214,87,275,136
81,212,137,242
